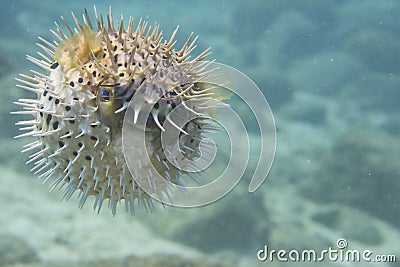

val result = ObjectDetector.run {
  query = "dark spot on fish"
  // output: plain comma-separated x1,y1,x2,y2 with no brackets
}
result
59,141,64,147
90,136,98,141
69,120,75,124
78,77,83,83
48,96,53,101
78,142,83,147
50,62,59,69
53,121,59,129
73,151,78,156
65,106,71,111
70,81,75,87
113,45,117,51
93,71,97,77
85,155,92,160
46,114,52,125
119,72,124,77
43,90,48,96
154,102,159,109
55,98,60,105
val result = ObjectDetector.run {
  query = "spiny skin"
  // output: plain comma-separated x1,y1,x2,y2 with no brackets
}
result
13,8,221,215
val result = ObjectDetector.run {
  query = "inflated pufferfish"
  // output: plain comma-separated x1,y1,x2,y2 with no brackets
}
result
13,7,223,215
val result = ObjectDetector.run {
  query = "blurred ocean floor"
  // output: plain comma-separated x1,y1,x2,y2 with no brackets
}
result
0,0,399,267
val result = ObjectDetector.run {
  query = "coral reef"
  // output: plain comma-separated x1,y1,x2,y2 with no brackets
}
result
89,254,232,267
264,184,400,267
344,29,400,72
340,71,400,113
145,188,270,254
0,234,38,266
279,92,327,125
288,52,363,96
2,254,232,267
300,128,400,227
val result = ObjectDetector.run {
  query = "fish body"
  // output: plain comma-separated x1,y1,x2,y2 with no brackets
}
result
14,8,221,215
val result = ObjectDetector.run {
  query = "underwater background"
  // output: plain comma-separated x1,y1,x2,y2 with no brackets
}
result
0,0,399,266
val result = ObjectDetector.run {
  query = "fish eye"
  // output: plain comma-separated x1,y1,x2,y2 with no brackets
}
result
99,88,112,102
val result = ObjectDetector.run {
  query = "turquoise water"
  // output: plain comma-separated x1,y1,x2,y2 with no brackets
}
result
0,1,399,266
